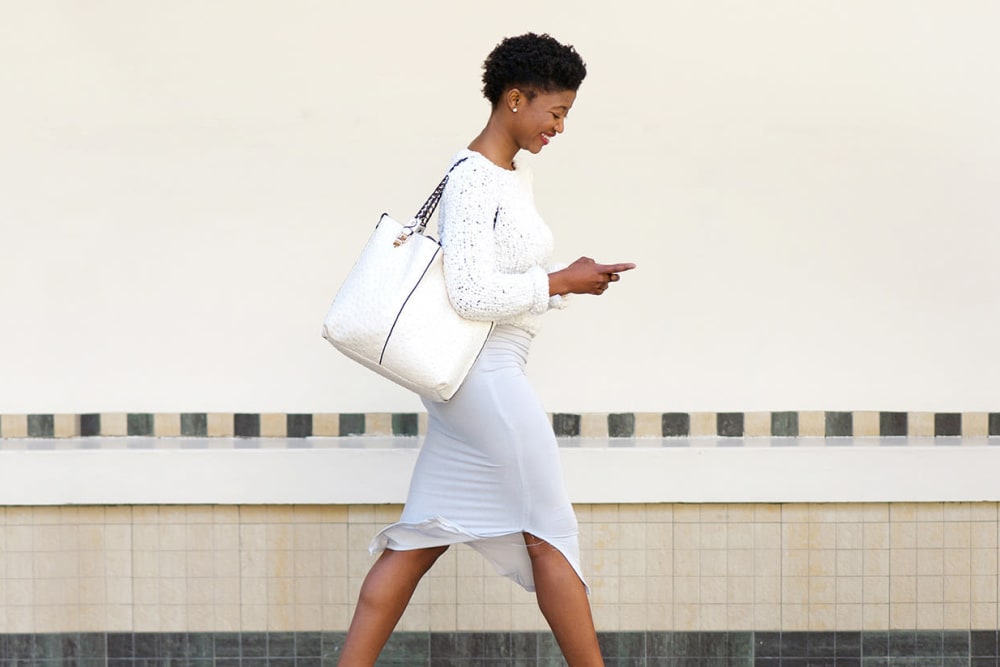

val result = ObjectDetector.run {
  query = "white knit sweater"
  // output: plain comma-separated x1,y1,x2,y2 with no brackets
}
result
437,149,568,336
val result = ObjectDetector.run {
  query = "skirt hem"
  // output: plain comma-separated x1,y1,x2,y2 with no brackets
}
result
369,515,589,594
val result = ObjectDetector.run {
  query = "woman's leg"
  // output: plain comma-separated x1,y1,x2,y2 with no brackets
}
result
524,532,604,666
337,545,449,667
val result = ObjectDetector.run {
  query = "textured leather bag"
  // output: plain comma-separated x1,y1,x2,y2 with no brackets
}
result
321,158,494,402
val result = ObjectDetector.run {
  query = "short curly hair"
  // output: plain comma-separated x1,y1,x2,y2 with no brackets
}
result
481,33,587,106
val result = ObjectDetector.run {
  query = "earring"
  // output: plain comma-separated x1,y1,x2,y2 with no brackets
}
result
512,107,518,113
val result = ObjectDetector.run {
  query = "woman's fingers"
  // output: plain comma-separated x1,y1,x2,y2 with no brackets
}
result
596,262,636,274
596,262,633,293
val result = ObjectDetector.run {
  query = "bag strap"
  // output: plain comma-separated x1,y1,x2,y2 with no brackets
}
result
410,156,470,234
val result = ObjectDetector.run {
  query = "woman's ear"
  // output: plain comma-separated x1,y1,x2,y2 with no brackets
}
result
506,88,522,113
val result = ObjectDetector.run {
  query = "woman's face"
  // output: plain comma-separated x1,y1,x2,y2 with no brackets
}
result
510,88,577,154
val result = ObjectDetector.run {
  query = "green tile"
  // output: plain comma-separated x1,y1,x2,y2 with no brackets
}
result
27,414,54,438
608,413,635,438
717,413,744,437
880,412,908,437
181,413,208,436
552,413,581,437
127,413,154,436
339,413,366,436
662,413,690,437
391,413,418,436
771,411,799,437
825,411,853,437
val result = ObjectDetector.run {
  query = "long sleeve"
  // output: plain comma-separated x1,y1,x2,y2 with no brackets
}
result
438,159,551,322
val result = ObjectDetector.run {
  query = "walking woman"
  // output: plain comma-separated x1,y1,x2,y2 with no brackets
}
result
339,33,635,666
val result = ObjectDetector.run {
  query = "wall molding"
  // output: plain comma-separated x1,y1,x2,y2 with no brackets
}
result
4,440,1000,504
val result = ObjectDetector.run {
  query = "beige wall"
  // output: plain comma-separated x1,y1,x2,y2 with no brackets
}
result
1,503,997,633
2,2,998,414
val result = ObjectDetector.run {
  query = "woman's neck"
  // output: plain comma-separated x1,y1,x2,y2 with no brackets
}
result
468,118,518,171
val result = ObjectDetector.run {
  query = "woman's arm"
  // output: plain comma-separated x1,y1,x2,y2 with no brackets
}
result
439,163,551,321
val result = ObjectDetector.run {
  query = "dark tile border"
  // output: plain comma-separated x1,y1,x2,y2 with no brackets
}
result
0,630,993,663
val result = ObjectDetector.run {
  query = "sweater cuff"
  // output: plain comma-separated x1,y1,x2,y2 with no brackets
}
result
548,293,570,310
528,266,551,316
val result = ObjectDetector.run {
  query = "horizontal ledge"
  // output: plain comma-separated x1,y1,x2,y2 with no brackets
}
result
2,440,999,505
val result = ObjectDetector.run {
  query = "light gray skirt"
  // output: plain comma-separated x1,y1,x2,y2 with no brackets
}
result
370,324,585,592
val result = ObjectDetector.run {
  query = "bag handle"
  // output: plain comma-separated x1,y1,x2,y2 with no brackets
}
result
394,157,470,246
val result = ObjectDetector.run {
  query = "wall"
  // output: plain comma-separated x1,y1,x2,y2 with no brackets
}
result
1,503,997,655
2,1,998,415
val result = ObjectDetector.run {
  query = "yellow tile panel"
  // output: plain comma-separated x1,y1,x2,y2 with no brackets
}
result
311,413,339,436
971,603,999,629
153,414,181,437
1,414,28,438
100,413,127,437
908,412,935,437
798,412,825,437
915,603,942,630
580,413,609,438
689,412,716,437
963,412,989,437
633,412,661,438
889,602,916,629
754,603,780,630
727,603,753,629
744,412,771,437
853,411,880,437
808,604,836,631
53,414,80,438
260,413,286,438
207,413,235,437
943,602,970,629
364,413,392,435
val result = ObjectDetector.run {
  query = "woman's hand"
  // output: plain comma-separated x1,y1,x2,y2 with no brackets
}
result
549,257,636,296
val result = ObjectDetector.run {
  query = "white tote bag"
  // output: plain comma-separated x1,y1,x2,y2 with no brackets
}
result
321,159,494,402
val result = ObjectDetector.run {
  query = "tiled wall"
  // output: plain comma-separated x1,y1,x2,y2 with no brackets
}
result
2,411,999,439
1,503,997,636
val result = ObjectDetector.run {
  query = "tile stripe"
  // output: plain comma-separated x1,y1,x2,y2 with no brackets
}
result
2,412,999,440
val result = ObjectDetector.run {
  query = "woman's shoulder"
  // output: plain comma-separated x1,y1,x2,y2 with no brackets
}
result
447,149,532,189
443,149,505,193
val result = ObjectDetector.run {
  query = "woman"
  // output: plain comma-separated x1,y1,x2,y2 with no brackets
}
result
339,33,635,666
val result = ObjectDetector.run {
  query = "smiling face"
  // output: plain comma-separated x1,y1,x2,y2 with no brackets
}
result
506,88,578,154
